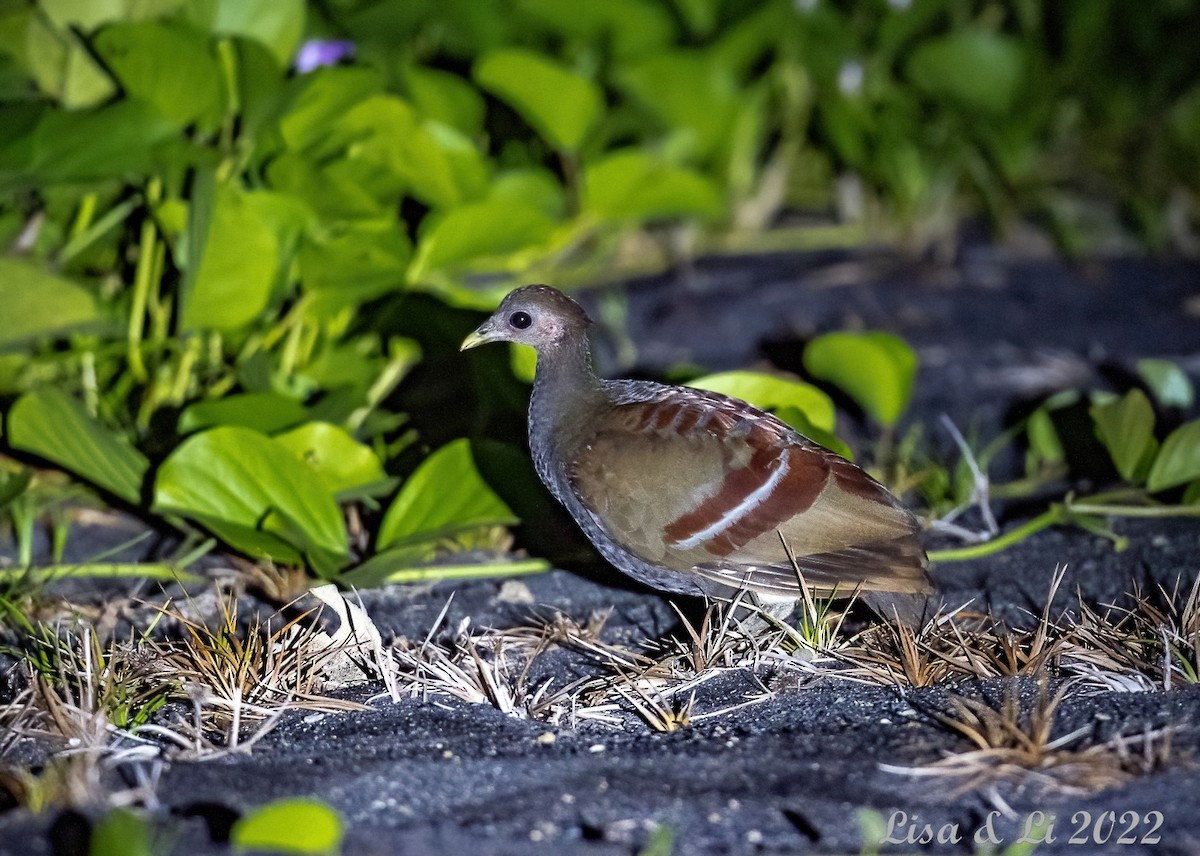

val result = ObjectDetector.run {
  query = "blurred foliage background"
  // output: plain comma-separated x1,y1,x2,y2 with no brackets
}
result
1,0,1199,582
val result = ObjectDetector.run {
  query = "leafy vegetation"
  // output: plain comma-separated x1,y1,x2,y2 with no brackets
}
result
0,0,1197,589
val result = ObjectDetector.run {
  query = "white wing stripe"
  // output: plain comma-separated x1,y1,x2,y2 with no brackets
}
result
667,455,790,550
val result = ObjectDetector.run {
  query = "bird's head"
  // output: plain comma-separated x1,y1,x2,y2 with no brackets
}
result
460,285,592,353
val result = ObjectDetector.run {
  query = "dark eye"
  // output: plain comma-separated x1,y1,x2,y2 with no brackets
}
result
509,311,532,330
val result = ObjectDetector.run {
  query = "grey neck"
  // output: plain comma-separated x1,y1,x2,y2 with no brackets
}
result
528,335,609,478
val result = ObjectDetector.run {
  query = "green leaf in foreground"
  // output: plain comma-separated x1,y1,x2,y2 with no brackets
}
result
583,149,722,223
474,48,602,152
178,392,308,435
1146,419,1200,493
1138,358,1194,409
1090,389,1158,483
688,371,836,432
803,331,917,428
6,389,148,505
377,439,517,550
90,808,152,856
154,427,348,576
408,198,555,282
231,797,342,856
0,258,99,348
273,422,387,498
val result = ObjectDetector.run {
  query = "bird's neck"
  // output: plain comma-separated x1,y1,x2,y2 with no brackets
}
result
528,336,609,469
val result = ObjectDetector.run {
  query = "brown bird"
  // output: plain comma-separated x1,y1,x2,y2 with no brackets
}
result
462,285,932,624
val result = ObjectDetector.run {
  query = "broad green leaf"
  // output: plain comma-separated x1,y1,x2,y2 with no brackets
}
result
0,9,115,107
182,184,306,331
185,0,306,66
266,153,386,220
377,439,517,550
405,64,485,137
154,427,348,576
274,422,387,497
688,371,836,432
231,798,342,856
91,808,151,856
93,20,224,129
39,0,187,31
583,150,722,223
7,389,147,505
615,49,738,161
474,49,602,152
490,168,567,220
278,67,382,154
803,332,917,428
0,258,98,347
1090,389,1157,483
398,118,490,210
515,0,675,58
1137,358,1194,409
178,392,308,435
297,222,411,304
906,30,1026,115
4,100,177,185
1146,420,1200,493
408,198,554,282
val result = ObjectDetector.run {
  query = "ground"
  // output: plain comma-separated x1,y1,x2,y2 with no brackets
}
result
2,243,1199,855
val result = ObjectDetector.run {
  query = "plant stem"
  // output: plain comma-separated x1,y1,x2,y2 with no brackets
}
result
928,507,1062,563
128,179,163,383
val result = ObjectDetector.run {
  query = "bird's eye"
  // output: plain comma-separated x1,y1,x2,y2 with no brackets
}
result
509,311,532,330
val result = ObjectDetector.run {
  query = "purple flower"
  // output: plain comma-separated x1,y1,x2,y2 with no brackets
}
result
294,39,356,74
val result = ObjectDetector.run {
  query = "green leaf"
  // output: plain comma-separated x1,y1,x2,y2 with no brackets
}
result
273,422,387,497
1090,389,1158,483
0,258,99,348
297,222,411,304
184,0,306,67
1137,358,1194,409
7,389,148,505
803,332,917,427
515,0,675,59
474,49,602,152
583,149,722,223
182,184,307,331
2,100,177,186
231,798,342,856
906,30,1026,115
178,392,308,435
0,8,115,107
687,371,836,433
615,49,738,161
91,808,151,856
1146,420,1200,493
377,439,517,550
93,19,224,129
405,64,485,137
408,198,554,282
278,67,382,155
1026,406,1066,467
509,343,537,384
154,427,348,576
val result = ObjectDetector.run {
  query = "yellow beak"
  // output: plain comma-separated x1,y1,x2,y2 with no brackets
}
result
460,329,490,351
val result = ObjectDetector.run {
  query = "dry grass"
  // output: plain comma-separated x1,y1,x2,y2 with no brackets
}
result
0,587,374,813
881,676,1179,813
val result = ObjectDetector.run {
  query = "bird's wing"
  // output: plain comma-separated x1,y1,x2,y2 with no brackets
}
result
569,386,929,598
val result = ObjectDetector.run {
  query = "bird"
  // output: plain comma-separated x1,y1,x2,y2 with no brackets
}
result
461,285,933,625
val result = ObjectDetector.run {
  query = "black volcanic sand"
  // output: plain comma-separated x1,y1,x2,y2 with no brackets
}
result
2,248,1200,855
